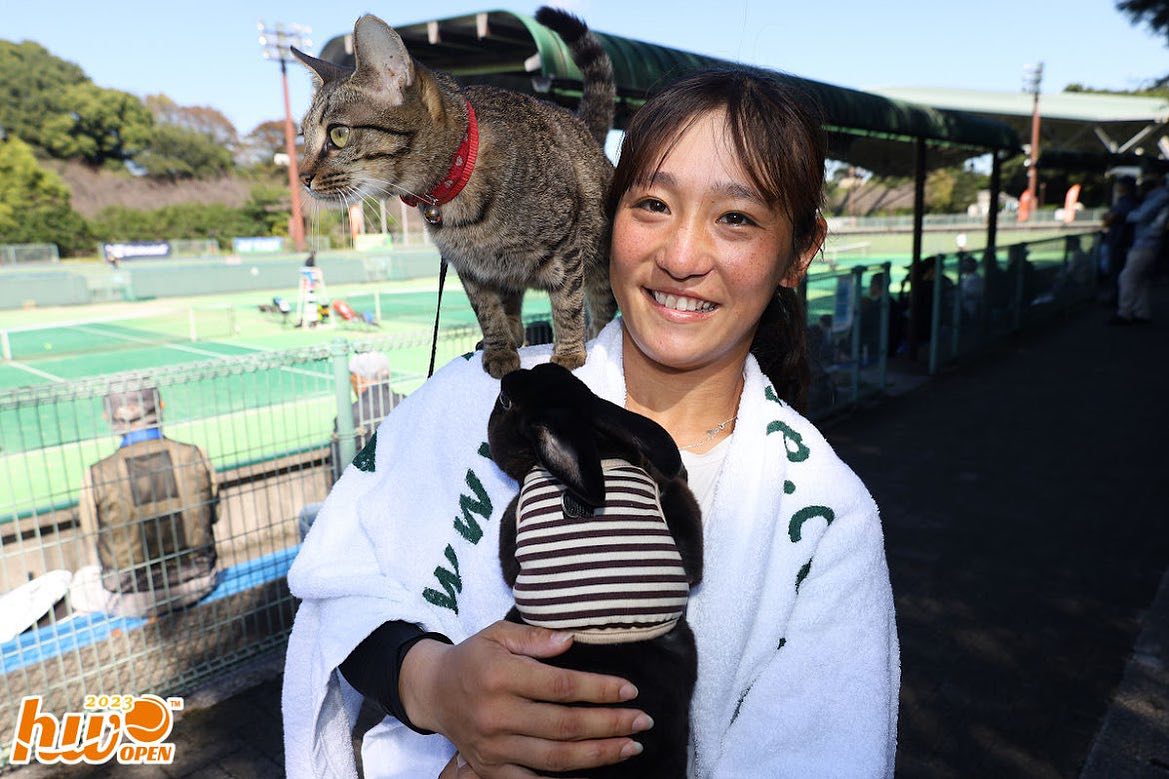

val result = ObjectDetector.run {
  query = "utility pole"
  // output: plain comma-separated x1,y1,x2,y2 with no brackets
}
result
1020,62,1043,222
259,21,311,252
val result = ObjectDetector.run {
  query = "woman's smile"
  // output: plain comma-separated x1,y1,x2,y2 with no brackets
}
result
645,287,720,316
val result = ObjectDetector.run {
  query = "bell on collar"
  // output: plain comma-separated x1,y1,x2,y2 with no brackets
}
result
422,204,443,226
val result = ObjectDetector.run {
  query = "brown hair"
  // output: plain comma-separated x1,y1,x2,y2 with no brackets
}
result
607,68,826,411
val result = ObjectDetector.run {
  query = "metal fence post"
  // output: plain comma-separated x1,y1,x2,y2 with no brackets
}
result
952,254,963,360
929,255,944,375
1013,247,1026,332
850,266,863,404
332,338,356,466
879,261,891,395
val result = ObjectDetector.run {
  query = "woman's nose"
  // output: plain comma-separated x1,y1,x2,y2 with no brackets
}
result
657,219,712,280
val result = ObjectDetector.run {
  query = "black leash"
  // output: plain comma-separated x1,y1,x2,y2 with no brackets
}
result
427,256,449,378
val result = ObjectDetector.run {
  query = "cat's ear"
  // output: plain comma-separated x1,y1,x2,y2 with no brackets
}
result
290,47,354,88
352,14,415,104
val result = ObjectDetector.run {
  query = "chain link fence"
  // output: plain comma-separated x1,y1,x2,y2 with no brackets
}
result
0,324,497,765
0,245,60,266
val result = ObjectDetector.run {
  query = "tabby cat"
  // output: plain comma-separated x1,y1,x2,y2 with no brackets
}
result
293,8,617,378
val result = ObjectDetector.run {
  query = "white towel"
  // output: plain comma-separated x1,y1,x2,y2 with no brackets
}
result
283,318,900,778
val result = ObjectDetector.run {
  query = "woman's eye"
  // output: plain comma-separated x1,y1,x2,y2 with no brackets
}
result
634,198,668,214
719,211,756,227
328,126,351,149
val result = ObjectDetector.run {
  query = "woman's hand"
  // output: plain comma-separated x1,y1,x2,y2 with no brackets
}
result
403,620,651,778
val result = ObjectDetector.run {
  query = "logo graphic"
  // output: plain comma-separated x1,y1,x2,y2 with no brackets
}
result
9,694,183,766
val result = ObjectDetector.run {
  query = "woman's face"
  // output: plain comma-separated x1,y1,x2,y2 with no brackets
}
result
611,109,815,375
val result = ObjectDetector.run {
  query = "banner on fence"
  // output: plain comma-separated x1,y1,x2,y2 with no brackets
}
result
102,242,171,263
832,276,856,333
354,233,393,252
232,236,285,254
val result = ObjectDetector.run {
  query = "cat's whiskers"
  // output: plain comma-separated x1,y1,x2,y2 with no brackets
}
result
359,175,436,207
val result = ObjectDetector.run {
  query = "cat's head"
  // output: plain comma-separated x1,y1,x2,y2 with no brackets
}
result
293,14,456,206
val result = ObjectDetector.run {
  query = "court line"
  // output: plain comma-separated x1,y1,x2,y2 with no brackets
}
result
72,324,325,380
4,361,65,382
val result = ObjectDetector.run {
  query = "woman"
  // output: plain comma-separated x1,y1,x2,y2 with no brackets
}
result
283,69,899,778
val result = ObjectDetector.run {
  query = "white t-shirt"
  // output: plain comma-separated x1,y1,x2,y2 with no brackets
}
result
679,434,733,518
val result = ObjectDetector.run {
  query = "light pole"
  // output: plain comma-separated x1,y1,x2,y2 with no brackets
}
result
1020,62,1043,222
259,21,311,252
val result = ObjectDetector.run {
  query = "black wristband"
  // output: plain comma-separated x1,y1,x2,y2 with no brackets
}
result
387,631,453,735
338,621,452,735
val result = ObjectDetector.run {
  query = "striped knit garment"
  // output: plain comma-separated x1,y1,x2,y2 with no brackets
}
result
513,458,689,644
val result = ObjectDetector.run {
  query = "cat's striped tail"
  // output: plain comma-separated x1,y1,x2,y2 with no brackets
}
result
535,7,616,148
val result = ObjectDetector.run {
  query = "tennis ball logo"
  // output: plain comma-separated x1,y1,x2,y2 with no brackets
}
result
123,695,174,744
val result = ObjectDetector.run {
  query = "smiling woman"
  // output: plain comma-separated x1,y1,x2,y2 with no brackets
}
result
283,68,899,779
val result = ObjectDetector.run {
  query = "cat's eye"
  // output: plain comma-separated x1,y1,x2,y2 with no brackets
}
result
328,126,351,149
497,391,511,410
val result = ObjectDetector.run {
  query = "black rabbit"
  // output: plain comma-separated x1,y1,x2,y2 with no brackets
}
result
487,362,703,778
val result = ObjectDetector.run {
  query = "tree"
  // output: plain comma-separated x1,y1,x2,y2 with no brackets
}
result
40,82,153,166
145,93,238,147
237,119,296,168
136,124,234,180
1116,0,1169,84
0,40,89,148
0,136,90,253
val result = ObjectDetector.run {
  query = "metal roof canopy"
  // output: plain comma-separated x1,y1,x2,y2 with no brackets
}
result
873,87,1169,164
318,10,1020,176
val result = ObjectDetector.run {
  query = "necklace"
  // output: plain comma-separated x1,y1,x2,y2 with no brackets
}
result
677,415,737,451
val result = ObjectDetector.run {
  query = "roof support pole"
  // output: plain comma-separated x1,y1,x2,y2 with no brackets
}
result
908,137,927,360
983,150,1002,336
987,150,1002,257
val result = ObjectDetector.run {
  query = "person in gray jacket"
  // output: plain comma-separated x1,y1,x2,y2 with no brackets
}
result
1112,176,1169,325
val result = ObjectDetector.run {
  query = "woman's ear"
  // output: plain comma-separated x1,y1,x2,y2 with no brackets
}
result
779,214,828,289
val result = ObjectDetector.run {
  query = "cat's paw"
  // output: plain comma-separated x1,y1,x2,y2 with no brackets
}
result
483,348,521,379
549,347,587,372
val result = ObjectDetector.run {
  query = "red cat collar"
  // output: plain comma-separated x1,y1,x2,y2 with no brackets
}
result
400,100,479,209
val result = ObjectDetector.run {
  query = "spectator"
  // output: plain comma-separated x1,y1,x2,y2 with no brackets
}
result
958,252,984,320
299,352,405,541
330,351,403,484
1111,175,1169,325
71,384,219,618
859,272,903,358
1101,176,1138,305
1006,243,1037,308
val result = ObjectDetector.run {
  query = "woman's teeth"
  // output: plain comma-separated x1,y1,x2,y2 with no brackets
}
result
651,290,716,312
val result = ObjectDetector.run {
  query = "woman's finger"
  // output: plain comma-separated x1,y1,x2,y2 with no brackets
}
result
511,655,639,705
498,733,645,774
508,700,652,742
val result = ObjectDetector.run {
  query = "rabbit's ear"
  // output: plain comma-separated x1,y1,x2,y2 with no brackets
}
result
531,411,606,508
592,398,683,479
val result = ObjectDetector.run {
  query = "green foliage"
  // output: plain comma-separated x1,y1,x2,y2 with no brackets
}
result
1115,1,1169,83
137,124,233,180
0,40,89,148
89,202,274,250
0,137,90,253
1064,82,1169,99
145,94,238,148
39,82,154,165
1117,0,1169,43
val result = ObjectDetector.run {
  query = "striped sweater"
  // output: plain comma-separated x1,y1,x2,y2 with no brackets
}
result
513,458,689,644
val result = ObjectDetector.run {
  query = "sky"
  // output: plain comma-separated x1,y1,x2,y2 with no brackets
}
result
4,1,1166,138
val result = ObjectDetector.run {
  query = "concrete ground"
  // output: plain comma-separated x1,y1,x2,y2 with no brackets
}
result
11,285,1169,778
